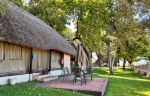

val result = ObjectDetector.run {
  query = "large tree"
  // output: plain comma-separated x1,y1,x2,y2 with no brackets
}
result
27,0,150,74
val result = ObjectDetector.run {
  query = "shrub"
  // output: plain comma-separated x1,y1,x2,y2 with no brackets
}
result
147,61,150,65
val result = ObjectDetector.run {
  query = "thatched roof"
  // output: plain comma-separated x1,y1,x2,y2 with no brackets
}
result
0,2,76,56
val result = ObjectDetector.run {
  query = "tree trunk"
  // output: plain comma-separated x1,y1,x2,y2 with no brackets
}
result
89,52,92,66
94,52,103,66
108,43,117,75
108,52,116,75
128,60,132,65
123,58,126,70
148,56,150,61
128,60,133,70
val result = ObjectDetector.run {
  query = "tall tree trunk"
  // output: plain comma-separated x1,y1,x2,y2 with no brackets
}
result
108,43,117,75
89,52,92,66
108,52,116,75
128,60,133,70
95,52,103,66
109,56,113,75
123,58,126,70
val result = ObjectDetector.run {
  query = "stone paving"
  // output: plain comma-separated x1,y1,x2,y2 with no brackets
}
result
37,77,108,96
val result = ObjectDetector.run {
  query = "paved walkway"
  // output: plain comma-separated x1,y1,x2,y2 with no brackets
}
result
37,77,108,96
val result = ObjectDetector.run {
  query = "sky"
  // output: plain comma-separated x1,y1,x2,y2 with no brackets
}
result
65,22,77,32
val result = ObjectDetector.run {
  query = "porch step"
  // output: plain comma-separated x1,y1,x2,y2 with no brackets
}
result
33,74,53,80
32,73,40,76
42,76,58,82
33,74,58,82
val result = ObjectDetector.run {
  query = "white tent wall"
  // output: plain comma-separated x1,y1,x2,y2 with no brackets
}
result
0,42,30,85
32,49,49,72
51,51,61,70
0,42,30,73
64,54,71,70
42,50,49,70
32,49,38,71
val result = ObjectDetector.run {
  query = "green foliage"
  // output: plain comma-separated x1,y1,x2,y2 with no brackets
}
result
61,28,75,40
113,0,150,63
147,61,150,65
4,0,150,65
26,0,114,53
9,0,23,7
0,0,25,15
0,0,8,15
27,0,66,34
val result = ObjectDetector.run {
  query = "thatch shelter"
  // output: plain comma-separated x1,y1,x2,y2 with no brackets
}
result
68,40,90,70
0,2,76,85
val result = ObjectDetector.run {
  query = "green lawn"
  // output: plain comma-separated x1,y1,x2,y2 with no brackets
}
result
93,67,150,96
0,68,150,96
0,81,89,96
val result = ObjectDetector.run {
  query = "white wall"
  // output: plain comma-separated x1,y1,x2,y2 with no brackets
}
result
0,74,30,85
64,54,71,69
0,43,30,72
50,70,62,75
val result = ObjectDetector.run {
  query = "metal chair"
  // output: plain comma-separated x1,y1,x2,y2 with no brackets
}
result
62,67,72,82
72,68,86,85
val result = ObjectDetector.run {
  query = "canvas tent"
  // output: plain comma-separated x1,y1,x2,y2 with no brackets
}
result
0,2,76,85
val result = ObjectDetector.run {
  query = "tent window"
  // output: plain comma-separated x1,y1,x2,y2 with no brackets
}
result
0,42,4,60
9,44,22,60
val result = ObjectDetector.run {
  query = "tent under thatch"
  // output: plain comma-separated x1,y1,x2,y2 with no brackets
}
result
0,2,76,56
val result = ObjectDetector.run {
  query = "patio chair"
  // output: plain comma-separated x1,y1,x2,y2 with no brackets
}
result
62,67,72,83
72,68,86,85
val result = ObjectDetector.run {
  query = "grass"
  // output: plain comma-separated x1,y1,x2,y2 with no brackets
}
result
93,67,150,96
0,81,89,96
0,68,150,96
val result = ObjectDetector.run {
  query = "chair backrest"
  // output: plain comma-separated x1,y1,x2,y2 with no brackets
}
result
65,67,70,74
86,66,92,74
62,67,67,75
62,67,71,75
72,68,85,77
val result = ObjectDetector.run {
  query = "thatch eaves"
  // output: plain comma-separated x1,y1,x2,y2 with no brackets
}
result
0,2,76,56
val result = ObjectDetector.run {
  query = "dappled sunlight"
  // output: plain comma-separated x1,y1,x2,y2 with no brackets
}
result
138,91,150,96
93,67,150,96
94,71,149,82
94,67,149,81
109,75,150,82
93,73,109,77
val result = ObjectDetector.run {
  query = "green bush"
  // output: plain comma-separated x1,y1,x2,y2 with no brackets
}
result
147,61,150,65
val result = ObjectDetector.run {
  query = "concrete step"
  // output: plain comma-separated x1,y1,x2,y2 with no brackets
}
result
42,76,58,82
32,73,40,76
33,74,53,80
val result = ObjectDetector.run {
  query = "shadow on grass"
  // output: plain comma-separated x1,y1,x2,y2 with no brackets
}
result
93,67,150,96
